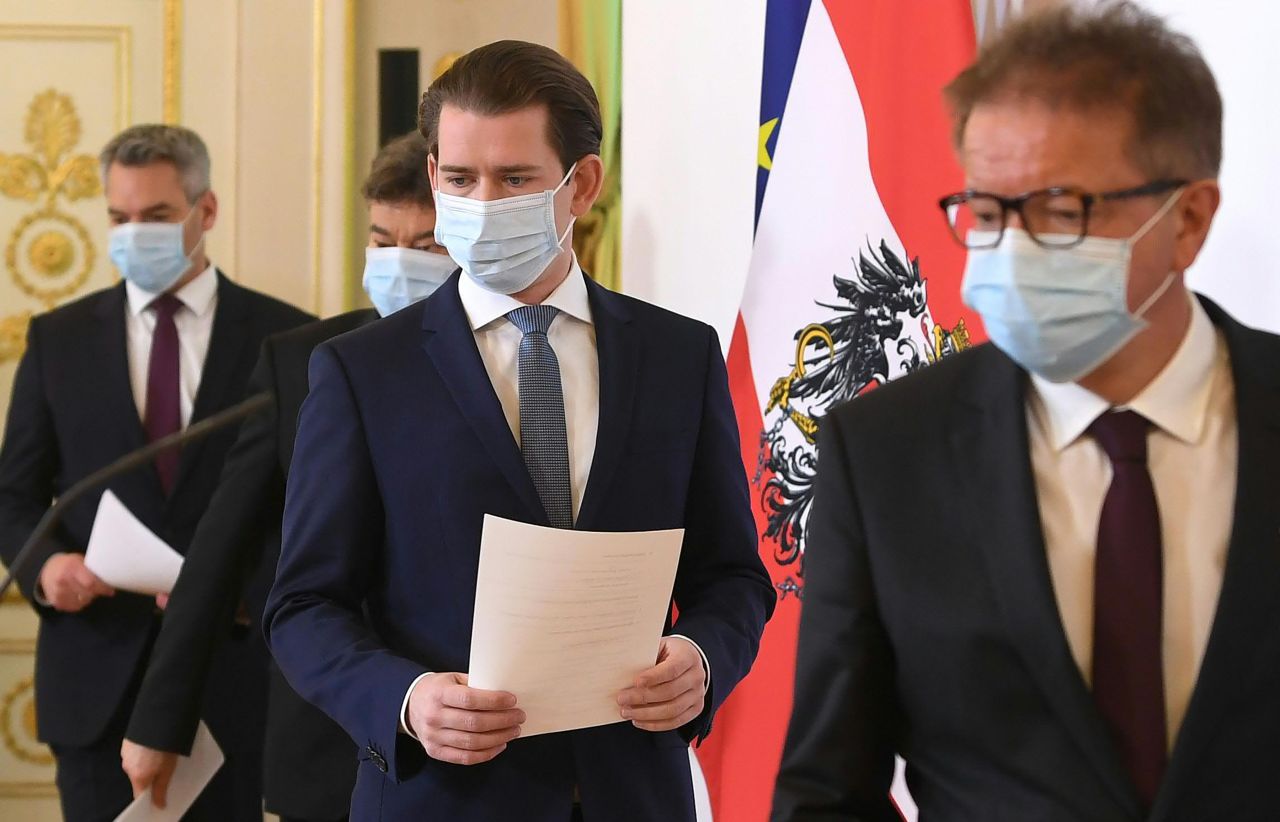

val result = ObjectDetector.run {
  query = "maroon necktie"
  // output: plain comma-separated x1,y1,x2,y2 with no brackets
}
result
144,294,182,494
1088,409,1166,809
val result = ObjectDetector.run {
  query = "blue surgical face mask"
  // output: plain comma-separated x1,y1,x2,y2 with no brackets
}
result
960,189,1183,383
108,204,204,294
362,246,457,317
432,162,577,295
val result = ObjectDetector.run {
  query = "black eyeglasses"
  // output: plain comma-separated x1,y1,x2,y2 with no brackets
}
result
938,178,1188,249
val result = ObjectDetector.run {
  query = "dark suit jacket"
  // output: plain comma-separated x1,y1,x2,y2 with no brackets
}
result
264,273,776,822
0,273,312,750
772,297,1280,822
125,308,377,818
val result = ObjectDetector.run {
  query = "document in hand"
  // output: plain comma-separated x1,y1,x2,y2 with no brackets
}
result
114,721,224,822
84,489,184,595
468,515,684,737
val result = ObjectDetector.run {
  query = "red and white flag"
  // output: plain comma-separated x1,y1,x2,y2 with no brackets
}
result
694,2,981,819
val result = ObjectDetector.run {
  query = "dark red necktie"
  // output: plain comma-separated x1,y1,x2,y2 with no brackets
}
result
144,294,182,494
1088,409,1167,809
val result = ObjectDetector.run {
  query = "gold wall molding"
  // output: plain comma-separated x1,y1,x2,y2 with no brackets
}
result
0,676,50,767
163,0,182,123
311,0,325,313
311,0,358,313
0,24,131,128
0,781,58,799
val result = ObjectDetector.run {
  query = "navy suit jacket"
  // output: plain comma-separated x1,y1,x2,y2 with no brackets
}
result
265,273,775,822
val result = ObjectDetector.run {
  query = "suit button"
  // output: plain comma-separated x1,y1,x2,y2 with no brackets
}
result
370,750,388,773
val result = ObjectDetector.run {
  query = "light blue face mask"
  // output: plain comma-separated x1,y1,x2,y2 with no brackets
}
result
108,204,204,294
432,162,577,295
960,190,1183,383
362,246,457,316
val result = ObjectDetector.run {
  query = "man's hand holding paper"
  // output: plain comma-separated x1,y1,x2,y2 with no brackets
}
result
617,636,707,732
406,672,525,766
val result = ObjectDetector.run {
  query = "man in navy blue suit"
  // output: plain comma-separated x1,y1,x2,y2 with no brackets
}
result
264,40,775,822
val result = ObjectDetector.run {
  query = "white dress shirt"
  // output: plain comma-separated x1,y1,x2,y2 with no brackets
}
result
124,264,219,428
400,260,708,737
458,256,599,519
1027,295,1237,746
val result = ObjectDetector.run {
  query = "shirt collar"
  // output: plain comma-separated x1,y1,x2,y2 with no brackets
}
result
457,255,594,331
1029,294,1219,450
125,263,219,318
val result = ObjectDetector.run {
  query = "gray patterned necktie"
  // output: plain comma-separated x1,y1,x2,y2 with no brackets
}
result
506,305,574,528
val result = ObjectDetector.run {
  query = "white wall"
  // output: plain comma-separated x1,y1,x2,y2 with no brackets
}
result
1138,0,1280,333
621,0,766,349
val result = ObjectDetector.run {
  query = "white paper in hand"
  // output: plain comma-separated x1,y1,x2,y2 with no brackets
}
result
468,515,684,737
84,490,183,595
114,721,224,822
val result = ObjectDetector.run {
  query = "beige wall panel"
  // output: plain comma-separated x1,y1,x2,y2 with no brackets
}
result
235,0,318,312
182,0,240,280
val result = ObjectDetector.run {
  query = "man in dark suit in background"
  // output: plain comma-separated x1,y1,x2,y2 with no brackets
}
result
0,124,312,821
773,4,1280,821
119,131,455,822
265,41,775,821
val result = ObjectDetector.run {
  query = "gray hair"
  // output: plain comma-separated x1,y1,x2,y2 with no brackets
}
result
99,124,212,202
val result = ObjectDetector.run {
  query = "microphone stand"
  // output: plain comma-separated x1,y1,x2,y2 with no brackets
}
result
0,392,272,600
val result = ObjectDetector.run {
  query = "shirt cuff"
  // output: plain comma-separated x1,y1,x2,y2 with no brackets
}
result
399,672,434,737
668,634,711,695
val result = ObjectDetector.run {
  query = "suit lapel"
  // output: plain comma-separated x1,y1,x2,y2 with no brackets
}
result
168,272,250,499
1152,304,1280,819
576,278,637,530
420,278,547,524
951,349,1142,815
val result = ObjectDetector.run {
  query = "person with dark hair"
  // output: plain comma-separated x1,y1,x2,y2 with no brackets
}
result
773,3,1280,820
0,123,314,821
265,40,775,821
118,130,451,822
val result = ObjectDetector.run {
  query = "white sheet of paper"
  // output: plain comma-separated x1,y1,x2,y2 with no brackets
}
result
114,721,224,822
84,490,184,595
468,514,684,737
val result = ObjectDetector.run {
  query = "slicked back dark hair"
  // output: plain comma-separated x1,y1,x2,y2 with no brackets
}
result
418,40,602,174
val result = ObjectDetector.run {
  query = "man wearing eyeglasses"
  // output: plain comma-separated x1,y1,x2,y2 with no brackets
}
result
773,4,1280,821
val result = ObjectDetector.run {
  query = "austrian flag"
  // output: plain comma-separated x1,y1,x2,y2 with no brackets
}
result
693,2,982,820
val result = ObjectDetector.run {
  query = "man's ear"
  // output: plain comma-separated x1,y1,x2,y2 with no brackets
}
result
568,155,605,218
1172,179,1220,273
199,190,219,232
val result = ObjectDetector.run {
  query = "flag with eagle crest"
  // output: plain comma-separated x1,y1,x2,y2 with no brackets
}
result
692,2,982,819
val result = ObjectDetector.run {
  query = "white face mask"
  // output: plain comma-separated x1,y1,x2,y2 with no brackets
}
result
361,246,457,317
108,203,204,294
961,189,1183,383
431,162,577,294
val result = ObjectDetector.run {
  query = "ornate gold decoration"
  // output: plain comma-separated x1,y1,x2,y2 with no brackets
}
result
1,678,51,766
164,0,182,123
0,314,32,365
1,91,101,362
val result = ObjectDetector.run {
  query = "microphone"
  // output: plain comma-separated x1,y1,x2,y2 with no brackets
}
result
0,391,273,600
